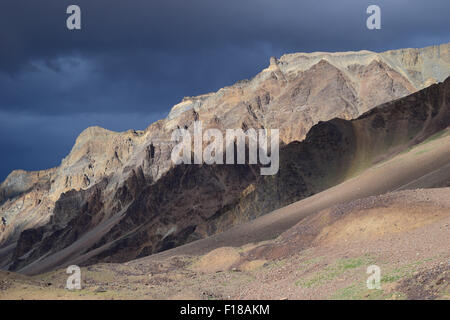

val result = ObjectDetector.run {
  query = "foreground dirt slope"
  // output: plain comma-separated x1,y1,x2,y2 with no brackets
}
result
1,186,448,300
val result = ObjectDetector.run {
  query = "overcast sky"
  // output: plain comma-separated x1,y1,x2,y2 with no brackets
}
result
0,0,449,181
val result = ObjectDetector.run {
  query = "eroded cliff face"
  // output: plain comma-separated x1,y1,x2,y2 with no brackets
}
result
1,44,449,272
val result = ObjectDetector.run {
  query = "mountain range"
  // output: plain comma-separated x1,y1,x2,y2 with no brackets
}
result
0,43,449,277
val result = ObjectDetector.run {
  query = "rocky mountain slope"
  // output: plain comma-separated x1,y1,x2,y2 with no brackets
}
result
0,43,449,273
7,75,450,275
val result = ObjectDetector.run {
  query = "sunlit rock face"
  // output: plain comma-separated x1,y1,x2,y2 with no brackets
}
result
1,43,449,273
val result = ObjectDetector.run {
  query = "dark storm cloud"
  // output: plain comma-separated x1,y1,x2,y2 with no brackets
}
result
2,0,449,114
0,0,449,180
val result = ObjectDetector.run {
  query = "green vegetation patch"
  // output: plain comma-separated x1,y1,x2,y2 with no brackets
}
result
296,256,324,270
295,255,376,288
331,282,407,300
381,258,433,284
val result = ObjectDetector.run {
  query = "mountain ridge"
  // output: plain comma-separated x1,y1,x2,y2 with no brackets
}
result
1,43,449,272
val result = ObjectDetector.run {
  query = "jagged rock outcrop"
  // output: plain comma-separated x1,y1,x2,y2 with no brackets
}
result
1,44,449,272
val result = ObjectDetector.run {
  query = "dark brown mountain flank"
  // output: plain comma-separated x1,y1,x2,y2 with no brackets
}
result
1,44,449,273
